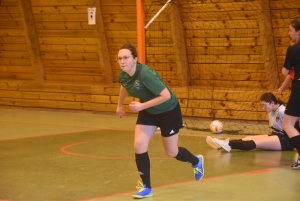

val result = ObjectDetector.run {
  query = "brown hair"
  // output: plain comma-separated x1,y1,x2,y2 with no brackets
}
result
119,43,138,58
260,92,284,105
291,18,300,44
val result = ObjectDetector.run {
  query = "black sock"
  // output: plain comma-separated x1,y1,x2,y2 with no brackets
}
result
229,140,256,150
175,147,199,166
135,152,151,188
290,135,300,155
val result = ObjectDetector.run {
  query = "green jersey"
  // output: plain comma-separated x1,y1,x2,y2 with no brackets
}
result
119,63,178,114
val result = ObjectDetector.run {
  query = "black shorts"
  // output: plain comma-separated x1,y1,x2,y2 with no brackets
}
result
136,103,183,137
269,132,293,151
285,88,300,116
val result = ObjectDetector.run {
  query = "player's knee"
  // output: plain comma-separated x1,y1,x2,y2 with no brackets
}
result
134,141,147,153
165,149,177,157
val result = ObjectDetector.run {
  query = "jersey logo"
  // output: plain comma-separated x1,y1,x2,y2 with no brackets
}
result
134,80,141,89
276,116,279,123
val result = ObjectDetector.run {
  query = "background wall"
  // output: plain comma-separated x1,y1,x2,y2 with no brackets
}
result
0,0,299,122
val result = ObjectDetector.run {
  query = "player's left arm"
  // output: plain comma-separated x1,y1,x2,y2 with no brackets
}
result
278,74,291,95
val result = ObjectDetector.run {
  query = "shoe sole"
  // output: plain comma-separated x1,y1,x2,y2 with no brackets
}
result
133,193,153,199
215,140,231,152
291,165,300,170
206,136,220,149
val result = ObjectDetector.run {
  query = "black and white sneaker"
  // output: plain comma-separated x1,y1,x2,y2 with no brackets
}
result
291,155,300,170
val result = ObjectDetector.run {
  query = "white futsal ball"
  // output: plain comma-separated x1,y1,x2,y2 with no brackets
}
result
210,120,223,134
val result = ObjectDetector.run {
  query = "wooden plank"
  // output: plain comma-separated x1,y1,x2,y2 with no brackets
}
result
185,29,261,38
41,52,99,60
0,65,33,73
0,72,34,80
190,70,267,81
38,37,97,45
270,1,300,9
190,64,265,73
33,14,87,22
0,58,31,65
30,0,89,6
91,85,120,95
35,21,93,30
32,6,89,14
39,44,98,53
187,46,262,55
0,44,27,51
0,21,23,29
271,9,300,19
45,74,103,83
0,29,24,36
0,6,20,14
104,22,137,31
0,90,22,98
0,82,22,90
186,37,261,47
36,30,95,37
100,5,136,14
0,36,26,43
0,51,30,58
88,0,113,84
169,3,189,87
188,55,263,64
22,91,91,102
181,11,259,21
191,80,268,88
20,83,92,93
184,20,259,30
0,13,21,21
18,0,44,82
44,67,101,75
180,2,263,13
43,59,100,67
1,0,19,6
22,99,92,110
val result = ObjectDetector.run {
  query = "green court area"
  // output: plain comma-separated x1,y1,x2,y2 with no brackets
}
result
0,130,299,201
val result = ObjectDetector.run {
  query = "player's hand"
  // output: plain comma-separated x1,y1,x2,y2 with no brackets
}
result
116,106,125,118
129,101,143,112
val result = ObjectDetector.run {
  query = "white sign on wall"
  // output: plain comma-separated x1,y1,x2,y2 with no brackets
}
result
88,7,96,25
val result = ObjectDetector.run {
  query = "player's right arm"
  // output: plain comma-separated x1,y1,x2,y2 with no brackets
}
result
116,85,128,118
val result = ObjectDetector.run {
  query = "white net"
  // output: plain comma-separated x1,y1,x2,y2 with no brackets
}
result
144,0,300,135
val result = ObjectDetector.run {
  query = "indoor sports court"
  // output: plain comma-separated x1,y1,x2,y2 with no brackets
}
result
1,0,300,200
1,109,299,201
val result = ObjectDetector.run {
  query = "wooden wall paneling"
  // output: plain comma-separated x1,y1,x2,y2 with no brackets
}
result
169,3,190,87
88,0,113,84
18,0,44,82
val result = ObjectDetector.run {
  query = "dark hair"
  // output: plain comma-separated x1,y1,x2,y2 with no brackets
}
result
291,18,300,45
259,92,284,105
119,43,138,58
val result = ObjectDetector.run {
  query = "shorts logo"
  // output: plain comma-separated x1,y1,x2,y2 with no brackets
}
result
169,130,175,134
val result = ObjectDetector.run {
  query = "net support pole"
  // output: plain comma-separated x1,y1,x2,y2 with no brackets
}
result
137,0,145,63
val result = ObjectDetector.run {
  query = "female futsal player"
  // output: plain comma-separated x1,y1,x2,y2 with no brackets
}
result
206,93,300,152
281,18,300,170
116,43,204,198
